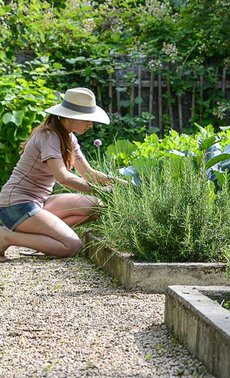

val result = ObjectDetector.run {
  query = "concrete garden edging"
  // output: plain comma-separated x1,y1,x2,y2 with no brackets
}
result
165,285,230,378
82,233,230,293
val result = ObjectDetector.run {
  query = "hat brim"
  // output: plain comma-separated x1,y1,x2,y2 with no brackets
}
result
45,104,110,125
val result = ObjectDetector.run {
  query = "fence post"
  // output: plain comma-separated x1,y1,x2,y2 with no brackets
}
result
149,71,154,128
158,73,163,137
109,73,113,113
166,71,173,128
138,60,142,116
191,80,196,121
199,74,204,122
222,66,227,94
177,94,183,133
130,82,135,115
97,85,102,107
116,62,121,114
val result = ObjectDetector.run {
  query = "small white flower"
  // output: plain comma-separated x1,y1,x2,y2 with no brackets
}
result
94,139,102,147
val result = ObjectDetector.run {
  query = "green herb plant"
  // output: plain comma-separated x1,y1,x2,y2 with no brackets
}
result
92,157,230,263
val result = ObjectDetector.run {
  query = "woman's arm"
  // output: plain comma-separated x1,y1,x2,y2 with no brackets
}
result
47,158,92,193
74,157,127,185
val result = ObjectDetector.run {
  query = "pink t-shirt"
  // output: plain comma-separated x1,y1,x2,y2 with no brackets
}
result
0,129,85,207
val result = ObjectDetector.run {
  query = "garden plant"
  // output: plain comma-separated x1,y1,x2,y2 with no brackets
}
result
88,124,230,266
90,158,230,264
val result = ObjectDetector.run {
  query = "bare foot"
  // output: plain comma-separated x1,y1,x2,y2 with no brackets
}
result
0,256,8,263
0,226,10,256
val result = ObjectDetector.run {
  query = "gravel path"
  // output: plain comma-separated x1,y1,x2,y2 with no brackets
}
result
0,247,214,378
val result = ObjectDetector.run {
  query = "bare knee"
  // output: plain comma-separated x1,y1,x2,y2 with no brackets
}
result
60,237,83,258
87,196,102,220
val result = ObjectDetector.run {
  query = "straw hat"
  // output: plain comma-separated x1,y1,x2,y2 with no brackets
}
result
45,87,110,125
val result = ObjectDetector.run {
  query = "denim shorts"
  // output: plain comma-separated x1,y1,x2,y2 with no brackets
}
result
0,202,42,231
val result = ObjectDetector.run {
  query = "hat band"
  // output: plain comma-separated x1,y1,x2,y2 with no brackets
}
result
62,100,96,114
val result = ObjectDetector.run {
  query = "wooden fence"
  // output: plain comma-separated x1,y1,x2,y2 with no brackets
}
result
104,56,230,136
16,50,230,136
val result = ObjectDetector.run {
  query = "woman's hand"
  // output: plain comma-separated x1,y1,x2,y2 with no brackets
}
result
102,184,114,193
115,178,129,185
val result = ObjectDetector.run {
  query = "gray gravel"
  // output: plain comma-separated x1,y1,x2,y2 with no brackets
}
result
0,247,214,378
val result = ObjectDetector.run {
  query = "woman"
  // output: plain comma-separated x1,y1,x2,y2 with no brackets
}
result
0,87,125,259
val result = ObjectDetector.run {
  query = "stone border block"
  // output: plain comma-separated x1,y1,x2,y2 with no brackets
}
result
165,285,230,378
82,233,230,293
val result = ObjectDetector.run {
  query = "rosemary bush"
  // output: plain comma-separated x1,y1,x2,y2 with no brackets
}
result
94,157,230,262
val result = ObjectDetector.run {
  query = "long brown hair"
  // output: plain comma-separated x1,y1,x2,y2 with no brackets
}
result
21,114,75,170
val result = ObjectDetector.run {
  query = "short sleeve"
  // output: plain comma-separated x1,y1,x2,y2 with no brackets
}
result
70,133,86,161
35,130,63,162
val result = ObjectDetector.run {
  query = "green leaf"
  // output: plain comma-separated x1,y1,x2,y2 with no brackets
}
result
53,63,63,69
205,153,230,169
199,135,219,151
4,93,16,101
66,57,86,64
3,112,14,124
2,110,24,126
84,67,92,76
219,126,230,131
132,157,159,176
0,6,10,15
120,100,130,108
93,58,103,65
134,96,143,104
39,31,45,43
106,140,136,158
12,110,24,126
116,87,127,93
212,170,225,187
112,31,121,42
195,123,208,138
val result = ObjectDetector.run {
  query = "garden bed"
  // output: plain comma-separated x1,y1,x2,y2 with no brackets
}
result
165,285,230,378
82,233,230,293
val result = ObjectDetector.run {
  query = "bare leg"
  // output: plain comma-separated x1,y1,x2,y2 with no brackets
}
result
0,226,9,255
0,193,100,257
0,209,82,258
44,193,100,227
0,227,9,261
